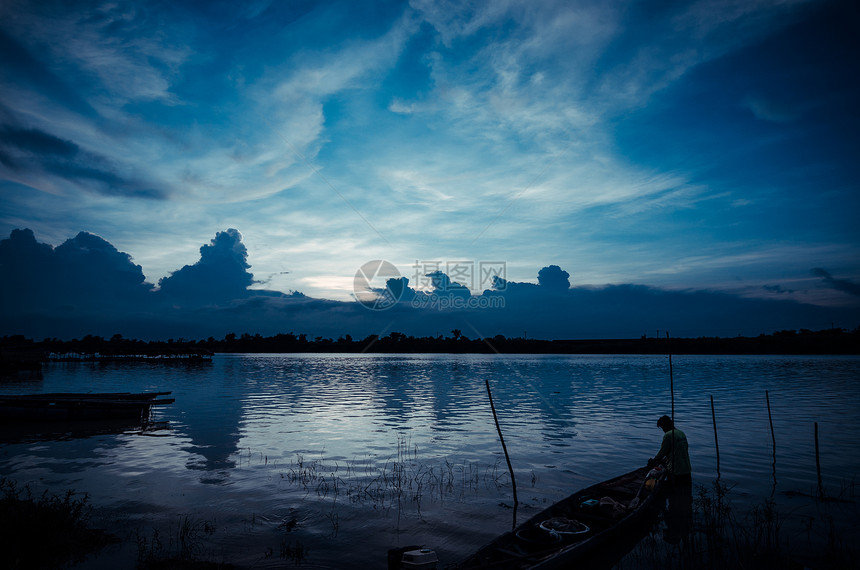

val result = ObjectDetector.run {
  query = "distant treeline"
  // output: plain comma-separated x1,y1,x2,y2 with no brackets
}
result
1,327,858,359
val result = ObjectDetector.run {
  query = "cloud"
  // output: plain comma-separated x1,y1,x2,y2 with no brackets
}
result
471,280,853,339
763,284,794,295
383,277,416,303
0,227,153,316
537,265,570,291
0,3,181,199
811,268,860,298
743,93,803,123
0,121,167,199
1,228,857,341
0,228,57,313
426,270,471,298
375,271,471,306
0,27,98,117
53,231,154,304
157,229,259,305
0,125,79,159
489,265,570,296
0,1,187,106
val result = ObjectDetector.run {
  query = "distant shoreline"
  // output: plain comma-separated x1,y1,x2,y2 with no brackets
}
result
2,328,858,362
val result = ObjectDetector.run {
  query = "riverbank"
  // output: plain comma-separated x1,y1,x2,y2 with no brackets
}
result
5,473,856,569
2,327,857,362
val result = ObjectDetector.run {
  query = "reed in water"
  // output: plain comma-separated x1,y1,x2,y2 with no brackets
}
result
621,478,858,569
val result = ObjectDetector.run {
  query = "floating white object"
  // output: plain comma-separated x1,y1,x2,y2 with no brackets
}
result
401,548,438,569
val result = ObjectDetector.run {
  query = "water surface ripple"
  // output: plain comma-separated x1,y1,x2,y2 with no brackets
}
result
1,354,858,568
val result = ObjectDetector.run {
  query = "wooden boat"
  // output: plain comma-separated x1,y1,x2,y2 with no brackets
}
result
453,466,667,569
0,417,172,444
0,392,175,422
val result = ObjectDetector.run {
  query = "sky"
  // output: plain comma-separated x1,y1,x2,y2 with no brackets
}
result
1,0,858,341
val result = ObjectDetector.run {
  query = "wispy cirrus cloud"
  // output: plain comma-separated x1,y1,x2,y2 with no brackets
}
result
0,1,189,105
0,0,856,317
0,122,166,198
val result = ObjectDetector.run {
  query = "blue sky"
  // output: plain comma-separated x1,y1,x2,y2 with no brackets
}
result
1,0,858,339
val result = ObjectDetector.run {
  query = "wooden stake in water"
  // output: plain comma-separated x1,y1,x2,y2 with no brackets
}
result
666,334,676,478
666,332,674,421
766,390,777,491
710,394,720,479
485,380,519,521
814,422,824,499
669,354,675,421
766,391,776,452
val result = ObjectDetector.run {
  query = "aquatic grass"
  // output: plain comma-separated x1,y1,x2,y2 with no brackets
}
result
279,538,308,565
136,515,228,569
267,441,511,519
621,478,859,569
0,478,117,568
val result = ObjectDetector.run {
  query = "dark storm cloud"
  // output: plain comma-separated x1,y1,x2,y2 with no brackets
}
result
426,270,471,299
383,277,415,303
0,228,56,312
537,265,570,291
473,282,853,339
54,231,153,297
157,229,258,305
811,268,860,298
2,229,857,341
374,272,472,305
488,265,571,297
0,228,152,316
371,265,856,339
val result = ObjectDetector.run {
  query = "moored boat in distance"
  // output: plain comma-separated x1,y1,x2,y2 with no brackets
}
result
0,392,175,422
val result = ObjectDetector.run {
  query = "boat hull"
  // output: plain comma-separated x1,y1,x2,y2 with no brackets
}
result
457,466,667,569
0,392,174,422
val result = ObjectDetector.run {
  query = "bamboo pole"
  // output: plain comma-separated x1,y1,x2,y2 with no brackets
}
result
766,391,776,451
669,354,674,421
814,422,824,499
666,333,675,481
485,380,519,515
766,390,777,493
711,394,720,478
666,332,674,421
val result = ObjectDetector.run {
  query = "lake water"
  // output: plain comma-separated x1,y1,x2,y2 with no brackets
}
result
1,354,858,568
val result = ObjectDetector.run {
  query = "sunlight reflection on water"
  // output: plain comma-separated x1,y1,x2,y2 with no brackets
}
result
0,354,858,568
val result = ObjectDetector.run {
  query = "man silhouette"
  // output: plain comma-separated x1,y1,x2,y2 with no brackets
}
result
649,415,691,484
649,415,692,544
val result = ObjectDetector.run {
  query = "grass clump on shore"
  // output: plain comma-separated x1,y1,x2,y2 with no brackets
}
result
0,478,118,569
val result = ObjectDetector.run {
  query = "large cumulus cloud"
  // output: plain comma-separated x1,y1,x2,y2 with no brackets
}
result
0,227,295,339
157,229,256,305
0,228,153,315
1,228,858,341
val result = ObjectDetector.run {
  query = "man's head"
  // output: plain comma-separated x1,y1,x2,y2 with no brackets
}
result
657,415,674,432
